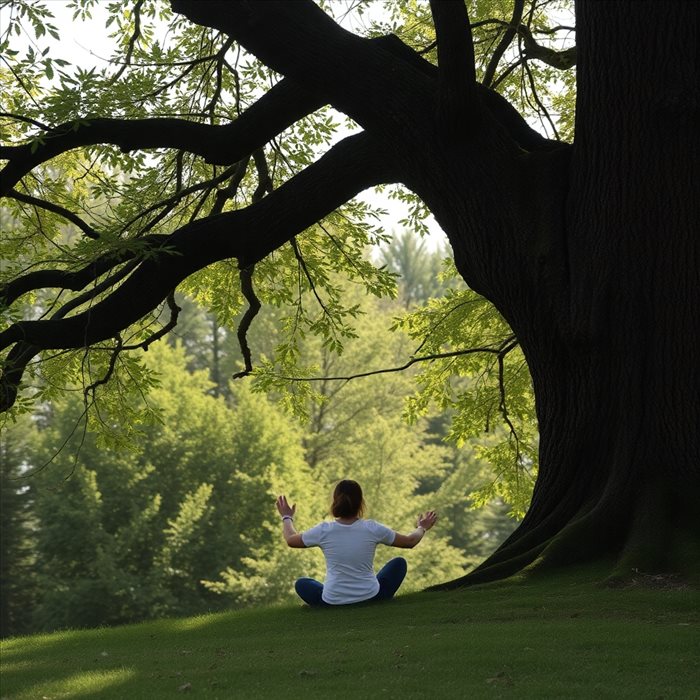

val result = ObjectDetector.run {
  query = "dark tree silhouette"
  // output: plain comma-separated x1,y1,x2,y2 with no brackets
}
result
1,1,698,584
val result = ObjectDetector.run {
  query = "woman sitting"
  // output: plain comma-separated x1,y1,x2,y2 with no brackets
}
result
276,479,437,606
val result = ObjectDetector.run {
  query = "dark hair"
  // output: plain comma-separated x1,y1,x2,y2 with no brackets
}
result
331,479,365,518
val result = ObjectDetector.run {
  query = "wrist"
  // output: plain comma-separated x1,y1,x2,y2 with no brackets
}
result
281,515,293,521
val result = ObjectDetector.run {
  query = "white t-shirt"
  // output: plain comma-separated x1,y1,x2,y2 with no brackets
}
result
301,519,396,605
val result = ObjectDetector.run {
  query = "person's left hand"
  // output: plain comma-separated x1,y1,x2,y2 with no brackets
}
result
276,495,296,518
417,510,438,531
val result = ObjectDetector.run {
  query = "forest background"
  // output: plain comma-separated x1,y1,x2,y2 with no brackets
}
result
1,236,525,636
3,230,531,636
0,0,575,637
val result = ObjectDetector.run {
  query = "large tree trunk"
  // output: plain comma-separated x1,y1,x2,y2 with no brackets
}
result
433,0,700,587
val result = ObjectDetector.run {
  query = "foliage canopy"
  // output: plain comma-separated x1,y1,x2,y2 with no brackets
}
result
1,0,576,496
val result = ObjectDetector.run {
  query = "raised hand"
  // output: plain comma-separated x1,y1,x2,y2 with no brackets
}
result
417,510,438,531
276,494,296,518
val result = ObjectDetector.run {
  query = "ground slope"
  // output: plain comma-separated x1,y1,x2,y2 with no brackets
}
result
1,568,698,699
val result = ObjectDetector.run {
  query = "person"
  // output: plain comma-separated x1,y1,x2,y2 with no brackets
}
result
275,479,437,606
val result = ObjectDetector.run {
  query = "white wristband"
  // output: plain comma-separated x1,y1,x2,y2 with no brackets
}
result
282,515,293,521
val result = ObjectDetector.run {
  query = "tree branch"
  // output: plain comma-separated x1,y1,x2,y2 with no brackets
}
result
2,342,41,418
123,161,245,233
479,86,562,151
370,31,563,151
1,131,396,411
251,149,273,203
290,237,334,324
524,59,559,139
204,37,235,119
520,24,577,69
0,112,52,132
121,291,181,351
231,266,260,380
497,338,522,462
109,0,146,84
208,158,249,217
84,335,123,400
0,78,324,195
475,18,577,71
7,188,101,239
482,0,525,88
272,345,514,384
0,235,168,308
170,0,434,135
429,0,477,96
231,148,271,379
47,259,142,323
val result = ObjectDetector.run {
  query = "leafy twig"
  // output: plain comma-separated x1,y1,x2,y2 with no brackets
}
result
273,344,517,384
109,0,146,84
121,291,181,351
84,335,123,402
8,188,101,240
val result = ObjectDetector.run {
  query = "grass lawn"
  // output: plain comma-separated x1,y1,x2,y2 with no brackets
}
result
1,567,698,699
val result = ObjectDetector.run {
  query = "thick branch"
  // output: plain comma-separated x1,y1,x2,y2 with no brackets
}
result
479,86,562,151
1,256,143,411
0,78,323,195
0,132,396,411
0,342,38,413
0,235,168,308
429,0,477,98
520,24,577,69
379,31,563,151
477,19,577,71
482,0,525,88
369,32,563,151
170,0,434,135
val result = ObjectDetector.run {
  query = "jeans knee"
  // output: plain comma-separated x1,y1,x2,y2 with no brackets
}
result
295,578,312,594
392,557,408,573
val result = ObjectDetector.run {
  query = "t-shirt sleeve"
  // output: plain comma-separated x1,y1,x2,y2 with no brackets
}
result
368,520,396,546
301,522,325,548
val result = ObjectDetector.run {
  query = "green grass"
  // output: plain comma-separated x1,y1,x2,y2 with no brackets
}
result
2,568,698,699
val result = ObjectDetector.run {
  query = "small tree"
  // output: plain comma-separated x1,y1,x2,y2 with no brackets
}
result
30,342,324,629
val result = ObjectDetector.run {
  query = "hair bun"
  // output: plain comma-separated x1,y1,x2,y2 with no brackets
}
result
331,480,365,518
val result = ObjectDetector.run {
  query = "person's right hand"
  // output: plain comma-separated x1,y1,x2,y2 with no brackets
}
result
417,510,438,531
276,495,296,518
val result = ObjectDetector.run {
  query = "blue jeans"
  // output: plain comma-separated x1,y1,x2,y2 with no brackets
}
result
295,557,407,606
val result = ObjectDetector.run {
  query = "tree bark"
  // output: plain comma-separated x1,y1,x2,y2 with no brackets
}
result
432,0,700,586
